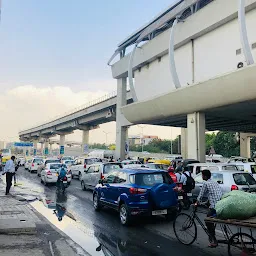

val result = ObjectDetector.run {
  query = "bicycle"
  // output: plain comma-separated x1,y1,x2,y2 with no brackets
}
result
173,204,256,256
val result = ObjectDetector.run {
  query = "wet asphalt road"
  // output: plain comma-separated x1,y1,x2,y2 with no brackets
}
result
13,167,234,256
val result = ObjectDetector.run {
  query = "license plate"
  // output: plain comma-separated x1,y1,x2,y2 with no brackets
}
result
152,209,167,215
63,181,67,184
187,193,192,196
178,196,183,199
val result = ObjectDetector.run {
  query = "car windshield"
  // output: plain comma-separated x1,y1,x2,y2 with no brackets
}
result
50,164,64,169
62,157,72,160
104,164,122,174
233,173,256,185
85,158,101,165
45,160,60,164
133,173,172,186
34,159,43,163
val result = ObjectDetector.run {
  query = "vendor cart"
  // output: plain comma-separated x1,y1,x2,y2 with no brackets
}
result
173,205,256,256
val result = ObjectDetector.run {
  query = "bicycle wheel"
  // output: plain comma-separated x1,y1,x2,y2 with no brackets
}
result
228,232,256,256
173,213,197,245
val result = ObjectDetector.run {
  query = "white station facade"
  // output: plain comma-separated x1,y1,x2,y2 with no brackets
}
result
110,0,256,161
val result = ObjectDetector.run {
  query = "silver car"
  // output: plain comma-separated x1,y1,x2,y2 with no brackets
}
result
192,171,256,200
81,162,122,191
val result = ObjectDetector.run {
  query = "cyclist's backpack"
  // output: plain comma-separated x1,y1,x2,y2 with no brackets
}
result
184,173,195,190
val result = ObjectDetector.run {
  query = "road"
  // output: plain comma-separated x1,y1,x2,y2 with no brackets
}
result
11,167,241,256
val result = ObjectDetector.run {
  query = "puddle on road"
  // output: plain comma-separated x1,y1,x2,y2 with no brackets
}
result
31,200,105,256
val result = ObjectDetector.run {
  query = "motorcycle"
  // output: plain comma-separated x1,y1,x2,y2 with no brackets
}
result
177,183,192,212
56,175,68,194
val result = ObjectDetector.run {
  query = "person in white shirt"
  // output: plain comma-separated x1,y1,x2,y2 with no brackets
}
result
3,156,16,195
175,166,187,186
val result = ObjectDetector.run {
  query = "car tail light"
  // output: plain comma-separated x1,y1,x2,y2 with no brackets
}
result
129,188,147,194
84,164,86,169
100,173,104,180
46,170,52,176
231,185,239,191
32,163,34,167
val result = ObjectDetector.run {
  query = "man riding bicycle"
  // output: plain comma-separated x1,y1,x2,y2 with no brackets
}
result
195,169,222,248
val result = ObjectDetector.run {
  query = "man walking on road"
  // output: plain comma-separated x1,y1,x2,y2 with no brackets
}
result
2,156,16,195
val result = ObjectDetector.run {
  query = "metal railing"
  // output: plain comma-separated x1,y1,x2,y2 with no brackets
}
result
20,90,118,133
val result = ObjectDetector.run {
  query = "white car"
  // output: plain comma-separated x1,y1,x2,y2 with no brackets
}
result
61,156,73,163
81,162,122,191
28,158,44,173
187,163,238,177
233,162,256,179
18,157,26,166
70,157,101,180
25,159,32,170
41,163,69,186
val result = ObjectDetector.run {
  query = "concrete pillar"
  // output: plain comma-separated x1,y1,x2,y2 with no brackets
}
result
181,128,187,159
187,112,206,162
115,77,128,160
40,143,43,154
44,140,49,156
49,143,53,155
82,129,89,154
33,140,38,156
59,135,65,156
240,133,251,158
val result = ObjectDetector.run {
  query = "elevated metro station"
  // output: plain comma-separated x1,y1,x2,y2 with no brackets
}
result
110,0,256,161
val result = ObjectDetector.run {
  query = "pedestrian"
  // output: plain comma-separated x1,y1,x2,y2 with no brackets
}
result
182,166,195,192
195,169,222,248
175,166,187,187
2,156,16,195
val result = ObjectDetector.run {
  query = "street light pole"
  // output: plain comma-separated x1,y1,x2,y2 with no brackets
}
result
103,131,110,150
138,125,146,152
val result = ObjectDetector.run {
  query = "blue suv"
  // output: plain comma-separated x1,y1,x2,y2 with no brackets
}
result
93,168,178,225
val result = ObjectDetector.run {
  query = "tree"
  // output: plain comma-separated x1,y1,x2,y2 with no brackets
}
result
213,131,239,157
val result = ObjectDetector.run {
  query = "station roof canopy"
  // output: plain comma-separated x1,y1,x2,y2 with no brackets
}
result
115,0,214,53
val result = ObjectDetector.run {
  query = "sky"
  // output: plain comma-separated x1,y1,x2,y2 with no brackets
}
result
0,0,180,144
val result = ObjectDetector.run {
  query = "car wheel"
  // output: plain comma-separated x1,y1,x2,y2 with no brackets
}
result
120,204,131,226
79,172,82,181
93,193,101,211
40,178,43,184
81,181,86,191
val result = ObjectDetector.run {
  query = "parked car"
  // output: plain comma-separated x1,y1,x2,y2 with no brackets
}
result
121,160,141,166
37,158,61,177
25,159,32,170
81,162,122,191
233,162,256,179
28,157,44,173
61,156,73,163
17,157,25,166
63,160,75,168
41,163,65,186
70,157,101,180
142,163,169,170
191,171,256,200
187,163,238,177
93,168,178,225
182,159,200,167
